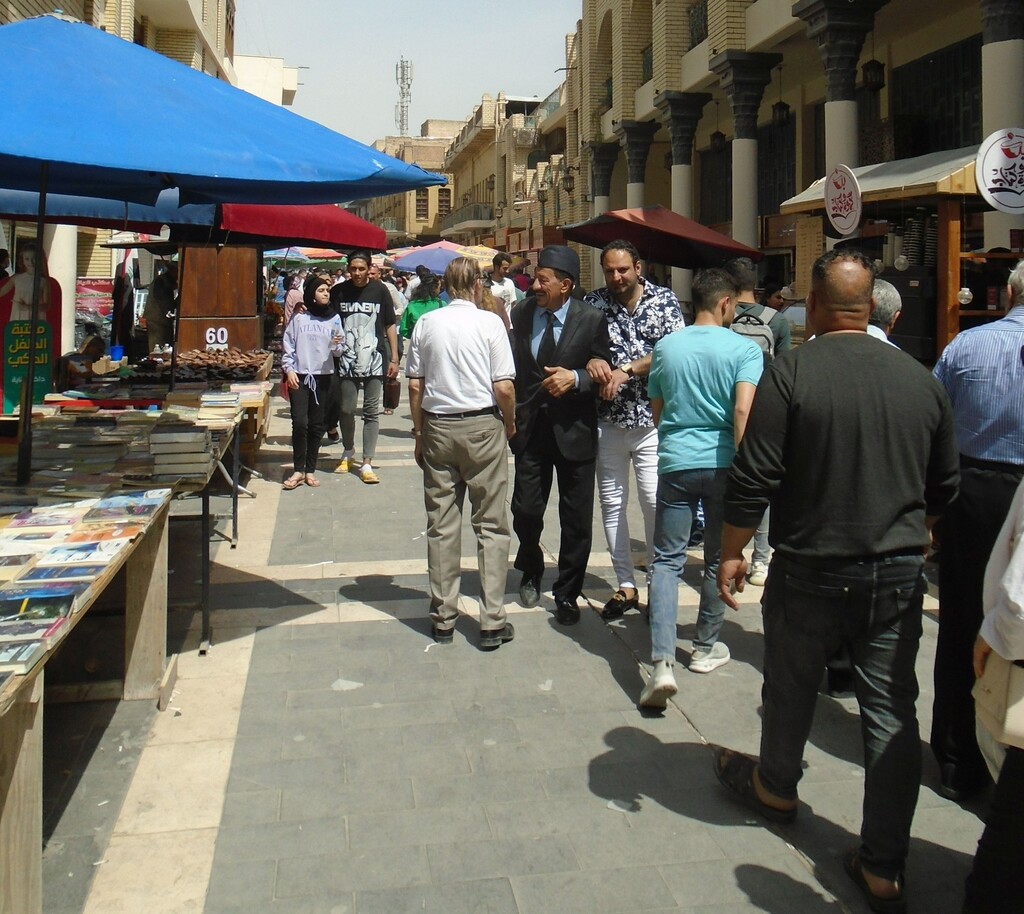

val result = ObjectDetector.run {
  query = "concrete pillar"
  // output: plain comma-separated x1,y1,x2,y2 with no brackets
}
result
655,91,712,303
43,224,77,353
980,0,1024,246
615,120,660,211
710,51,781,250
587,141,621,288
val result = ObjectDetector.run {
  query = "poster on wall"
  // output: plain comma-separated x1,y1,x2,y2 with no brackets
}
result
976,128,1024,216
3,322,52,413
824,165,862,237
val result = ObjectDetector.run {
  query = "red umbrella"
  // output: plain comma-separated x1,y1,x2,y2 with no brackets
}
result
218,204,385,250
560,205,763,269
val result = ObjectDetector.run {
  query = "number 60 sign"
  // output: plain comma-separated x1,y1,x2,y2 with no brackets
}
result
205,326,229,350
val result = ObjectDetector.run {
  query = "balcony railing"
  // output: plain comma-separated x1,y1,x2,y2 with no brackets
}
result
440,202,494,233
689,0,708,48
379,217,401,232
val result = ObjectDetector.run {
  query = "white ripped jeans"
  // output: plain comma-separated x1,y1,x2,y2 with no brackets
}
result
596,421,659,592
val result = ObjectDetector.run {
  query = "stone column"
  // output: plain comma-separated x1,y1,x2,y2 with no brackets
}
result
981,0,1024,246
614,120,660,209
793,0,888,175
655,91,712,303
43,224,77,353
587,141,621,287
710,51,781,249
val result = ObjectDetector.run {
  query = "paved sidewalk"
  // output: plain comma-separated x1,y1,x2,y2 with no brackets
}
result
46,395,987,913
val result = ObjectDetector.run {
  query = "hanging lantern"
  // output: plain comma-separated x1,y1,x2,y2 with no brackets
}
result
772,100,791,128
862,58,885,92
710,130,726,153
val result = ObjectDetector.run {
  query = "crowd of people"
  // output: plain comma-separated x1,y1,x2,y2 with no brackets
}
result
273,238,1023,913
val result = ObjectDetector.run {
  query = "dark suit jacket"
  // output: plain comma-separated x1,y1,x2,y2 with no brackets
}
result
509,296,612,460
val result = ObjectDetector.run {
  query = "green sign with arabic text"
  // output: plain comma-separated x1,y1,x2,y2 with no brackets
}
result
3,322,52,412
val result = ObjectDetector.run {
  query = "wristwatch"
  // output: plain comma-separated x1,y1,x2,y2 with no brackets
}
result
619,363,634,377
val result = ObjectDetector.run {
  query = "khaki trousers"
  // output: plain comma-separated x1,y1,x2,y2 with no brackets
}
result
421,412,510,631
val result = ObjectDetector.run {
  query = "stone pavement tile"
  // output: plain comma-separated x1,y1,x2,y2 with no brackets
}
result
281,723,404,762
115,739,234,835
426,835,580,883
396,716,521,750
235,702,341,741
466,741,556,775
42,833,106,914
658,854,837,910
452,692,564,723
484,796,634,840
344,698,459,730
174,625,256,680
540,760,678,805
344,745,471,782
568,820,725,870
228,754,346,793
147,675,245,746
213,816,346,864
244,667,340,695
44,768,137,840
279,778,415,822
412,770,548,809
203,857,277,908
211,604,341,629
229,735,284,767
220,788,281,826
206,896,355,914
82,826,216,914
276,846,430,896
347,804,492,850
354,877,519,914
510,865,678,913
285,682,399,711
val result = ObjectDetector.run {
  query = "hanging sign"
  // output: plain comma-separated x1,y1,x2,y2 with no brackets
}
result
976,128,1024,215
824,164,862,237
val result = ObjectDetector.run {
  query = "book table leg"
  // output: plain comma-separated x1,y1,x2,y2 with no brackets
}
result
124,504,168,701
0,673,43,914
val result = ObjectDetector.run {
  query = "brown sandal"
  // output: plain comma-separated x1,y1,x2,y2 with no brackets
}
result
282,474,303,490
713,747,798,823
305,474,320,487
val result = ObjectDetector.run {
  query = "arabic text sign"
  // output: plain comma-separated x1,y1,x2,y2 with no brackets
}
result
824,164,862,237
976,128,1024,215
3,322,52,412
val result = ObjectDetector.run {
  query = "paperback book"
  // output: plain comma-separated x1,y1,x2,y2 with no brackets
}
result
0,640,45,674
0,615,67,647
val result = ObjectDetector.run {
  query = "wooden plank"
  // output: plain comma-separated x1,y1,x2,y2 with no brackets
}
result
158,654,178,712
123,502,169,701
936,197,961,359
45,681,123,704
0,672,42,914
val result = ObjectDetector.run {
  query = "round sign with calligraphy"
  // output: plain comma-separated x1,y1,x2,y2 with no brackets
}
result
824,164,862,237
976,128,1024,215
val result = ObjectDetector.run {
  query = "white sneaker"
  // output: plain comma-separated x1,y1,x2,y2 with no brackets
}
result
638,660,678,709
748,562,768,587
689,642,731,673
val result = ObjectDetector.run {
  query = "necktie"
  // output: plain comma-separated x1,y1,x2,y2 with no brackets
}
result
537,311,556,368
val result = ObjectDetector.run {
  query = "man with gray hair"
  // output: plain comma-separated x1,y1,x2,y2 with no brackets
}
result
868,279,902,345
930,258,1024,801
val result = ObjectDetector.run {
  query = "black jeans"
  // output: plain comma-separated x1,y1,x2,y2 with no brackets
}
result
289,374,332,473
760,553,927,881
932,459,1023,788
511,412,595,604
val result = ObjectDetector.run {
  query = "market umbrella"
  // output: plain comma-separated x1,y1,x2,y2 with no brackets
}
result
560,205,764,269
389,240,499,273
0,15,444,206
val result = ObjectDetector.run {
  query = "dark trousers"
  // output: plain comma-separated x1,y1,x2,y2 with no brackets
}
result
289,374,332,473
963,745,1024,913
511,411,595,603
932,459,1023,789
760,553,927,881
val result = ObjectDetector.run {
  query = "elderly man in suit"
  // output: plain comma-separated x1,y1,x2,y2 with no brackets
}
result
509,245,613,625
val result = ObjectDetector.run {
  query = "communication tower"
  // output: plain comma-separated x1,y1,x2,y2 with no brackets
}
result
395,58,413,136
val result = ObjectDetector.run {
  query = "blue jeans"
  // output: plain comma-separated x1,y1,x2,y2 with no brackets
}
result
649,467,728,661
759,553,927,881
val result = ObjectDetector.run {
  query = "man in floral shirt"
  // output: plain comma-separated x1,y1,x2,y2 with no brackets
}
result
584,240,685,620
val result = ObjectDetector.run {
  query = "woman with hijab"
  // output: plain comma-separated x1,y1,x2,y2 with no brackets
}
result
280,276,345,489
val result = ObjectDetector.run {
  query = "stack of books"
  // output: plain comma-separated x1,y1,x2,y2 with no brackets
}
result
197,389,242,427
148,424,214,481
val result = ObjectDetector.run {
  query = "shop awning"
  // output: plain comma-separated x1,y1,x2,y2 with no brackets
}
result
779,146,978,216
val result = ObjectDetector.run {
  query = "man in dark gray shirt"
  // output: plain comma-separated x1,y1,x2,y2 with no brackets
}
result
712,250,959,914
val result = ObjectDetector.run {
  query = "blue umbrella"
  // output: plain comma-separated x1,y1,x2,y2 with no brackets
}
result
0,15,445,206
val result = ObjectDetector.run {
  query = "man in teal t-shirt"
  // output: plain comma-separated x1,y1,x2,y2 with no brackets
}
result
638,267,763,709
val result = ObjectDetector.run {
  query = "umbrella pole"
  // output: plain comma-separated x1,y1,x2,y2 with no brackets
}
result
16,163,48,486
168,244,182,393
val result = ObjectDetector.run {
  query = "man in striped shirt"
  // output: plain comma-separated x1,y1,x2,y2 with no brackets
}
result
931,257,1024,801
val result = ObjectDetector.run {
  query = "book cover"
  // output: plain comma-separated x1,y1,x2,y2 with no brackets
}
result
0,640,45,673
65,524,145,544
37,540,130,565
20,564,107,583
0,615,66,646
0,585,79,622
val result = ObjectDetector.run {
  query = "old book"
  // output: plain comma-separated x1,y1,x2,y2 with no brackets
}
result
65,523,145,544
0,615,66,647
19,564,107,583
35,539,130,566
0,640,45,673
0,584,82,622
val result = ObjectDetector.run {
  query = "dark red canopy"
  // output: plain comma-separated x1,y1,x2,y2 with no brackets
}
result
215,204,385,250
560,205,763,269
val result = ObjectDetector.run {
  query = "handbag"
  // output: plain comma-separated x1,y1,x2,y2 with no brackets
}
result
383,377,401,411
972,650,1024,749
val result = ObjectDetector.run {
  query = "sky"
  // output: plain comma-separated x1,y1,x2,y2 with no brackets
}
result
234,1,581,147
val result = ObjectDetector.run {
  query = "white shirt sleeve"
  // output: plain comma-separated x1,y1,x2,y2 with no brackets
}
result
981,479,1024,660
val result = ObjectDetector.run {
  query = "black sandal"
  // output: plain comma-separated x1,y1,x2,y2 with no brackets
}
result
712,747,798,824
843,849,906,914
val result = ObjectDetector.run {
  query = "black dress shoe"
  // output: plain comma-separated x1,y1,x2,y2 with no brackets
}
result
938,763,989,802
601,589,639,621
519,572,541,608
431,625,454,644
480,623,515,650
555,599,581,626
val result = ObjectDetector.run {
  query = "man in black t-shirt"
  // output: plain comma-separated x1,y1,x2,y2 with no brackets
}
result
326,251,398,485
712,250,959,913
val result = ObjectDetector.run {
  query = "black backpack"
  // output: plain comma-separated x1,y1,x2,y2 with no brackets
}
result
732,306,778,366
